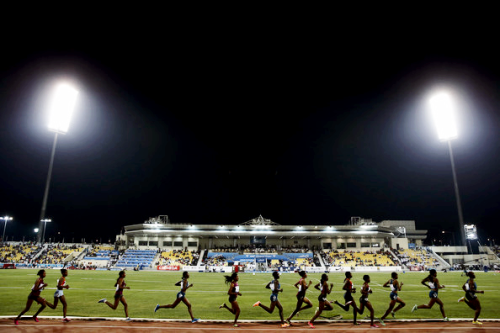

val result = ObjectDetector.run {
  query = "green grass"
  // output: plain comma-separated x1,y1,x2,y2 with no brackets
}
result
0,269,498,320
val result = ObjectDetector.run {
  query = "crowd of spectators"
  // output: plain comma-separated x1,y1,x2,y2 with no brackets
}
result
0,242,40,263
321,249,396,267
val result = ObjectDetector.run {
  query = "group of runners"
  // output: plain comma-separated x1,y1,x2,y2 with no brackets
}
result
14,268,485,328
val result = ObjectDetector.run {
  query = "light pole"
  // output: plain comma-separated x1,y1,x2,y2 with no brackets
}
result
41,219,51,243
1,216,13,242
37,83,78,243
34,228,39,242
429,91,467,249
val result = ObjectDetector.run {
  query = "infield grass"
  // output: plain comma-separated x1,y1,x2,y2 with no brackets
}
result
1,269,498,321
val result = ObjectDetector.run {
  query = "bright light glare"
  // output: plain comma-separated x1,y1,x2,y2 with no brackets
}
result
48,83,79,134
429,92,458,141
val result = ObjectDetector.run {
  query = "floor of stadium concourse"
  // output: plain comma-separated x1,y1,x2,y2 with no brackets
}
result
1,317,500,333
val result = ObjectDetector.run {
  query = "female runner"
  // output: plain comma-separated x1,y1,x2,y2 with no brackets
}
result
334,271,360,325
154,271,199,323
411,269,449,321
99,270,131,321
48,269,71,322
15,269,54,325
285,270,313,325
253,271,288,328
219,273,242,327
357,275,378,328
379,272,405,325
458,271,484,325
307,273,333,328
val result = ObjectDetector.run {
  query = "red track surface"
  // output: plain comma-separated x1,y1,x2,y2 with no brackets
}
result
2,318,499,333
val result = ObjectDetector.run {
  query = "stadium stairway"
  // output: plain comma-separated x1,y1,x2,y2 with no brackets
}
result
428,248,451,270
197,249,205,268
316,252,326,270
387,248,403,267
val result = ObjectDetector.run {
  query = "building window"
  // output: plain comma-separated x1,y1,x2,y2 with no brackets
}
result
338,243,346,249
347,242,357,248
138,241,148,246
173,241,183,247
149,241,158,246
371,243,380,247
322,242,332,249
163,241,172,246
361,243,371,247
187,241,197,247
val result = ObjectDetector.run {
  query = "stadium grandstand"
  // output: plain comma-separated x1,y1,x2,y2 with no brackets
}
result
2,215,498,272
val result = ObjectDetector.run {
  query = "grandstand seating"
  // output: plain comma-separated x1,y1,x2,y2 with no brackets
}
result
159,250,193,266
0,244,40,263
326,250,395,267
115,249,156,268
397,248,436,267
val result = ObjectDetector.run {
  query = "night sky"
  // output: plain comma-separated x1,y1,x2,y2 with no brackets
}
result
1,15,499,245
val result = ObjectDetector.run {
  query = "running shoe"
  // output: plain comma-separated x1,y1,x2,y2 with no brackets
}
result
14,320,18,325
62,318,71,322
308,321,315,328
253,301,261,307
192,318,199,323
98,298,106,303
353,322,361,325
411,304,418,312
233,323,239,327
378,318,385,326
154,304,160,312
33,316,39,322
443,317,449,322
219,303,225,309
457,297,465,303
126,317,132,321
370,324,380,328
281,323,289,328
472,321,482,325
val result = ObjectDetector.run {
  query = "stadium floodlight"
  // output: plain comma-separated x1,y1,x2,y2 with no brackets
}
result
429,91,458,141
48,83,79,134
37,82,78,243
1,216,13,242
428,90,467,249
464,224,477,240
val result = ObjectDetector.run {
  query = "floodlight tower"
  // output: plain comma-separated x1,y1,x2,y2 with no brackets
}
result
1,216,13,242
37,83,78,243
429,91,467,249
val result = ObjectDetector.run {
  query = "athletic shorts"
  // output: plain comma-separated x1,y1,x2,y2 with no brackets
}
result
270,294,278,302
359,296,369,304
429,291,438,299
318,294,327,302
465,292,477,301
114,293,123,299
344,292,354,302
229,295,237,303
177,291,185,299
54,290,64,298
296,293,305,302
390,292,398,301
28,295,43,303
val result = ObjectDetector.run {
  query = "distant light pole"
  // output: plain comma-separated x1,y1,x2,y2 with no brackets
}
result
34,228,39,242
40,219,51,243
1,216,13,242
37,83,78,243
429,91,467,249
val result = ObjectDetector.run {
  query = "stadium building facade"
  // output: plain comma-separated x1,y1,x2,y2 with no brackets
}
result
116,215,427,251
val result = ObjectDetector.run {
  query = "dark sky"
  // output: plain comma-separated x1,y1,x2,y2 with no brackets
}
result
1,15,499,244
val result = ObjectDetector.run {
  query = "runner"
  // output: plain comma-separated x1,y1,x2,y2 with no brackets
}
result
356,275,378,328
379,272,405,325
285,270,313,326
219,273,242,327
411,269,449,321
458,271,484,325
307,273,333,328
334,271,361,325
98,270,131,321
253,271,288,328
47,269,71,322
154,271,199,323
14,269,54,325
